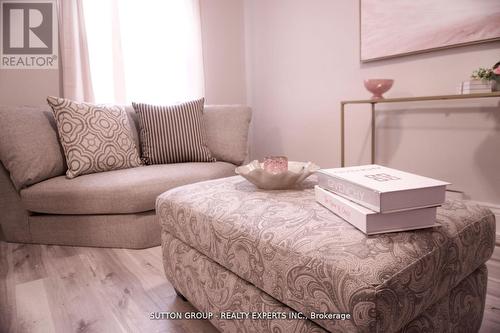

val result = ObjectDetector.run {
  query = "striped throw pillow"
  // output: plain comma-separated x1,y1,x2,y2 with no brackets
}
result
132,98,215,164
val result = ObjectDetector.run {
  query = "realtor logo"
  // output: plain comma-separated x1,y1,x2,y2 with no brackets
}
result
1,0,58,69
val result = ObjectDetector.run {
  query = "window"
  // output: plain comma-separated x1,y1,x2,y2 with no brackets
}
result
82,0,204,104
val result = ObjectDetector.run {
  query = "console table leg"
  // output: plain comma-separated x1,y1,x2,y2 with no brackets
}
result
371,103,375,164
341,102,345,167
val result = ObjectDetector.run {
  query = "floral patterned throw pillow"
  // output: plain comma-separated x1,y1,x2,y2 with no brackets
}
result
47,96,142,178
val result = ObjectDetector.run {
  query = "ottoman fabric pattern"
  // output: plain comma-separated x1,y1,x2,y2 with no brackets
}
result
399,264,487,332
161,231,327,333
157,176,495,332
161,230,488,333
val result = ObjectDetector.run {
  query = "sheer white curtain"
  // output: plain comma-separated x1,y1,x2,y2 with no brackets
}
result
58,0,94,101
81,0,205,105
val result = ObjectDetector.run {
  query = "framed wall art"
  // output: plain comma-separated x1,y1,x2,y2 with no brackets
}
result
360,0,500,62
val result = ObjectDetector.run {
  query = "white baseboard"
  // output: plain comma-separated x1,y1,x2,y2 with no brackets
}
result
473,201,500,245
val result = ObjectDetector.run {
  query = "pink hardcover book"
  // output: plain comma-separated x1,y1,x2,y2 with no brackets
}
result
315,186,439,235
316,164,449,213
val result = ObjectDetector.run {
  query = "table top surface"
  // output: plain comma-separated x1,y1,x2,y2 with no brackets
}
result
341,91,500,105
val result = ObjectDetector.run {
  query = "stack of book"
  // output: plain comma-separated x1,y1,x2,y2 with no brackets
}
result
456,80,494,94
315,164,449,235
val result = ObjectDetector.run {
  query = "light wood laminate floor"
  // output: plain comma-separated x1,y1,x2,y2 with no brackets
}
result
1,241,499,333
0,241,217,333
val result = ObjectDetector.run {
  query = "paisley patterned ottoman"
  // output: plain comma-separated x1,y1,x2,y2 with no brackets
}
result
157,176,496,333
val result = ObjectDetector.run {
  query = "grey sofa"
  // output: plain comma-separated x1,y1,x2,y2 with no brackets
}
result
0,104,251,248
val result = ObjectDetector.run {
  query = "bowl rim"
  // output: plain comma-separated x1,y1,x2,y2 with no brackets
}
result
235,160,320,176
363,79,394,83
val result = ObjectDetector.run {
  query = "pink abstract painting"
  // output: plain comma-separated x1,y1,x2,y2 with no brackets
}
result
360,0,500,62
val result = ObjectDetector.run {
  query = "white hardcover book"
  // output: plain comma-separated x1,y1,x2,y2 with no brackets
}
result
316,164,449,213
458,81,494,94
462,83,492,89
462,81,493,88
315,186,439,235
461,88,492,94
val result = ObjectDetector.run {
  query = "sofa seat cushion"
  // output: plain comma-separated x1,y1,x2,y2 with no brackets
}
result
21,162,236,214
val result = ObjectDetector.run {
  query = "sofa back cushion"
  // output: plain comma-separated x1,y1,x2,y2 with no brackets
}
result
203,105,252,165
0,105,66,190
125,104,252,165
124,106,141,151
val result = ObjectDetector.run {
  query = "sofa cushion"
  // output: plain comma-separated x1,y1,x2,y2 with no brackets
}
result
204,105,252,165
0,105,66,190
126,104,252,165
47,96,143,178
124,106,141,151
20,162,236,214
132,98,215,164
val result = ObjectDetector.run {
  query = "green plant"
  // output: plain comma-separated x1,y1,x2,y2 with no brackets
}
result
471,62,500,82
471,67,495,81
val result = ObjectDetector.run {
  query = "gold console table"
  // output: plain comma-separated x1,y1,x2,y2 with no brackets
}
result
340,92,500,167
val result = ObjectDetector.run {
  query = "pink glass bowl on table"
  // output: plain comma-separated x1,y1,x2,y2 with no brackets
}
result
364,79,394,100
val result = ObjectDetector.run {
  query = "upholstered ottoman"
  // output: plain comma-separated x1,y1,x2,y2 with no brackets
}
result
157,176,496,333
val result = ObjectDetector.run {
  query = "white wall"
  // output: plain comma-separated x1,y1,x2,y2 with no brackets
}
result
199,0,247,105
244,0,500,206
0,69,59,105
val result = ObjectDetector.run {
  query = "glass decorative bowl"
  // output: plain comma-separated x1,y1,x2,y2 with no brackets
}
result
235,160,320,190
363,79,394,99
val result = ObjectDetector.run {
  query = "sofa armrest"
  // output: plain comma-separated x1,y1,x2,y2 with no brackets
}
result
204,105,252,165
0,162,30,242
